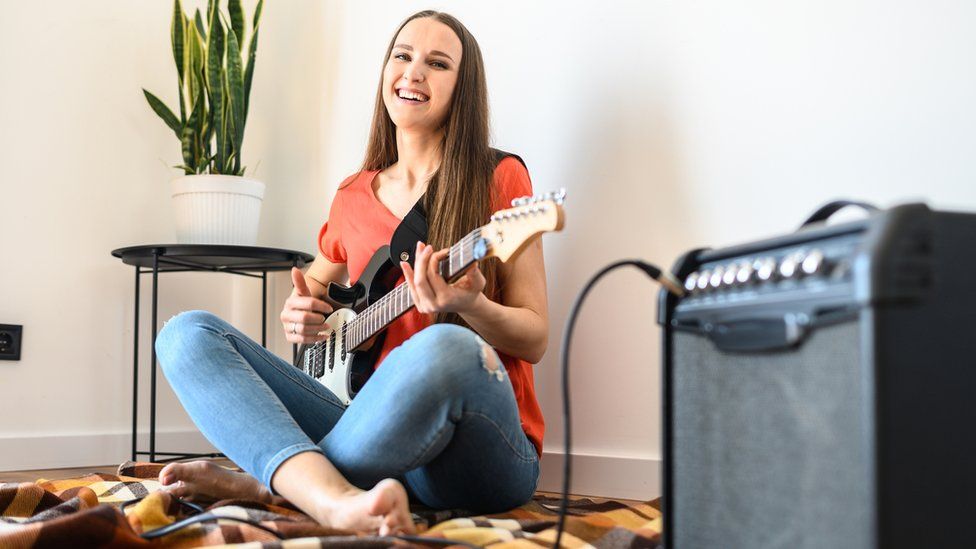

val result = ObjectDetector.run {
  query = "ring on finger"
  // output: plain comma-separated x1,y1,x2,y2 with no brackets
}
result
291,322,298,334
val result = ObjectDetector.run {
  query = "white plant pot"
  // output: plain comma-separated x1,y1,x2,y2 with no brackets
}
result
171,174,265,245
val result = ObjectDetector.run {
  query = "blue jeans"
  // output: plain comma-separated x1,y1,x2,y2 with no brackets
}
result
155,310,540,512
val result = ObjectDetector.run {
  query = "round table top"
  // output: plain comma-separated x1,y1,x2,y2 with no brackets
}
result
111,244,314,271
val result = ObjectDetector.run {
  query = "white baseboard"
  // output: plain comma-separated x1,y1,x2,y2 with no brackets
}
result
539,451,661,501
0,430,217,472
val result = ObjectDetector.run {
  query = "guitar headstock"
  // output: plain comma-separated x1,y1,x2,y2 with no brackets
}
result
477,189,566,263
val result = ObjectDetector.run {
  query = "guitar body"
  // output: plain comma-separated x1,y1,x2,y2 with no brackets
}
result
295,245,400,404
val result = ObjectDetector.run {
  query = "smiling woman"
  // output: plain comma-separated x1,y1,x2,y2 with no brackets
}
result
154,10,549,536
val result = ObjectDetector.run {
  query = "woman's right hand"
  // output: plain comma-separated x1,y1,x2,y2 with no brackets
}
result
281,267,333,344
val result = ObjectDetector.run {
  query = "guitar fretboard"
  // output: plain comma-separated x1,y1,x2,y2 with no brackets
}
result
344,227,484,350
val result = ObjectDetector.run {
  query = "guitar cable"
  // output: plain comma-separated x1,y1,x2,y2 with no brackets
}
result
554,260,684,549
122,492,481,547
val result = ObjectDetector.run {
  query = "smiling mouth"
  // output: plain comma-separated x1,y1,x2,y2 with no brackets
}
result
396,88,430,103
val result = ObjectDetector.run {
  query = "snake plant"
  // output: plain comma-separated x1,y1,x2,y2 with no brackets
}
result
143,0,263,176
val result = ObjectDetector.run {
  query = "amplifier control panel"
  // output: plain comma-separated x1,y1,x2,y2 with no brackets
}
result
678,233,862,308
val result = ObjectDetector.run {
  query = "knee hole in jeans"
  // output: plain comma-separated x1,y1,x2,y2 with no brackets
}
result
478,339,504,382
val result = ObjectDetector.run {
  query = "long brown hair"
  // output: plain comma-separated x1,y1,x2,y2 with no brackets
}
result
362,10,499,327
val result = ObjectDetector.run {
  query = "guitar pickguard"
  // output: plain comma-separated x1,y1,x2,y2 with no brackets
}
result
295,245,402,404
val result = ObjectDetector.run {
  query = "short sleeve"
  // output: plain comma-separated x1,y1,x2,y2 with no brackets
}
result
317,190,347,263
492,156,534,213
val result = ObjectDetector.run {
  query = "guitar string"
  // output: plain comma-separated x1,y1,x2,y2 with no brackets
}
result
308,229,480,369
302,200,559,378
305,227,483,374
346,228,481,350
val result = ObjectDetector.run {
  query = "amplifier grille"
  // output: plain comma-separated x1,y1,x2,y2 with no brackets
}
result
672,320,873,548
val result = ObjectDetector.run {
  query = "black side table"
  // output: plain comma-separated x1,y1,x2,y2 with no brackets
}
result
112,244,314,463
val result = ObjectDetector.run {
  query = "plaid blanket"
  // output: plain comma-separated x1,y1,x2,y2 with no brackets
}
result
0,461,661,548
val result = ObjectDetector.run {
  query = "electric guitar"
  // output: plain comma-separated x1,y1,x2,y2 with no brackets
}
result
296,189,567,404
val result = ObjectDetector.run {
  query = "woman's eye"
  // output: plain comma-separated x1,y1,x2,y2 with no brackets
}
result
394,53,410,61
430,61,448,69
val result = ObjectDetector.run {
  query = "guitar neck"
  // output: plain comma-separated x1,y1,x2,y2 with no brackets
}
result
346,228,483,350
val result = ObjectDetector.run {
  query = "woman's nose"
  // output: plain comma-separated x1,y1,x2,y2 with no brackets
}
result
401,61,426,83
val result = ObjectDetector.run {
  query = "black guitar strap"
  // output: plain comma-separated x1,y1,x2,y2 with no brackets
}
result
389,149,527,266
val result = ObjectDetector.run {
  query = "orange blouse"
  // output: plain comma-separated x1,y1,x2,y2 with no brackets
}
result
317,157,545,456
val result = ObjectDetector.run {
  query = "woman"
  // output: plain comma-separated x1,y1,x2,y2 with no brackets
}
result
155,10,548,535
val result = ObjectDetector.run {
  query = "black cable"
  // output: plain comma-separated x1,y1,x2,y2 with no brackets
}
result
121,494,284,540
121,494,481,545
554,259,683,549
394,534,483,548
139,511,286,540
120,493,205,515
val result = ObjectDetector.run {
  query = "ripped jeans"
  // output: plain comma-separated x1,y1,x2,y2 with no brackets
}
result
154,310,540,512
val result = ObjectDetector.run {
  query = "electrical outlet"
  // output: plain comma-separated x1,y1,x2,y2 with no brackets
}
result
0,324,22,361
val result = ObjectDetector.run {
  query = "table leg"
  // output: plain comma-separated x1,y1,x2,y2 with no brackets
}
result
150,251,159,463
132,267,140,462
292,259,300,363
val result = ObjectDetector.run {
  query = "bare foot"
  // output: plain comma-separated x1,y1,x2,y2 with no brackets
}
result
320,478,415,536
158,460,273,503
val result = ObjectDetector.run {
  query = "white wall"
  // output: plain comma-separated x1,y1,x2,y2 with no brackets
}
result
2,1,975,500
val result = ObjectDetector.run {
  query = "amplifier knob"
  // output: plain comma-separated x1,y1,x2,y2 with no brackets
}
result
722,263,739,286
684,272,700,292
709,266,725,289
779,254,800,278
756,257,776,281
736,260,755,284
697,270,712,291
802,249,825,275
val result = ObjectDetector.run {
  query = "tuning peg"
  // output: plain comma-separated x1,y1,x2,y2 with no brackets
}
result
544,188,566,205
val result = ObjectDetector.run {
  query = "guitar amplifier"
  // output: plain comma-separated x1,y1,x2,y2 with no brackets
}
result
657,202,976,548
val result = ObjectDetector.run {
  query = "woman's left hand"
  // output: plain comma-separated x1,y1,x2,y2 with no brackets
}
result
401,241,486,315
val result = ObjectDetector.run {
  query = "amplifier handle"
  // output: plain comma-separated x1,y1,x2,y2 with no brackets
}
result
706,316,805,352
799,200,879,229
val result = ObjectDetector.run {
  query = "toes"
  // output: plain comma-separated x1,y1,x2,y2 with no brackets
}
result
366,480,394,516
369,479,414,535
159,462,180,486
159,460,214,488
160,479,188,497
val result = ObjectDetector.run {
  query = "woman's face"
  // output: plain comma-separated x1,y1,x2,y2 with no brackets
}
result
382,17,463,134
